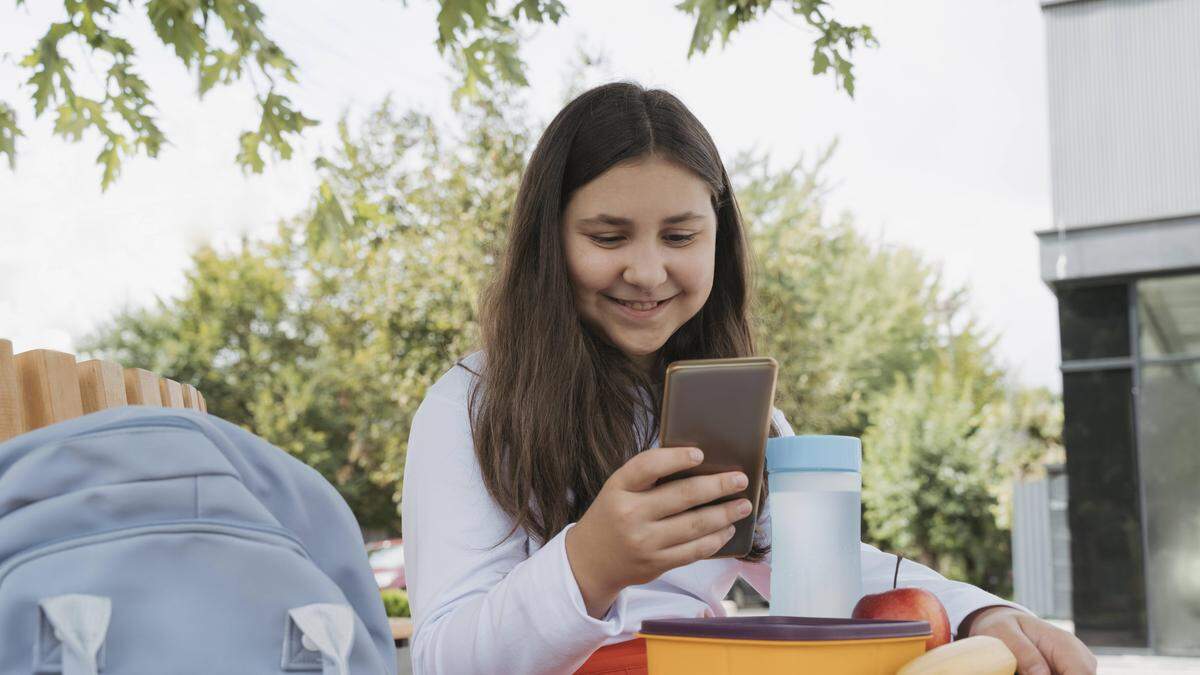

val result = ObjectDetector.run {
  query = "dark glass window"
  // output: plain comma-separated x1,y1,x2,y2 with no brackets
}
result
1138,362,1200,654
1138,275,1200,358
1058,284,1131,361
1061,369,1147,647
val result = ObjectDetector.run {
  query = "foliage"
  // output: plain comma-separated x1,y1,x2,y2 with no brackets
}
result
381,588,410,618
738,145,1062,592
82,94,525,531
859,365,1065,594
739,143,948,437
83,90,1061,588
674,0,876,96
2,0,874,185
3,0,315,188
861,361,1011,594
436,0,875,105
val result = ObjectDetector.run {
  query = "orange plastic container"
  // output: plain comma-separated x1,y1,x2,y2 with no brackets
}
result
637,616,930,675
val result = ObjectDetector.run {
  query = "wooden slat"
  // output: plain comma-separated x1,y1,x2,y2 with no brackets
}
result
159,378,185,408
0,339,23,442
15,349,84,432
0,338,211,439
77,359,128,414
124,368,163,406
181,383,199,410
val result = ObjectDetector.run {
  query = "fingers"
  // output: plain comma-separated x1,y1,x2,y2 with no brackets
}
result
614,446,703,492
645,469,749,519
997,622,1051,675
653,498,753,548
1018,614,1098,675
657,524,737,569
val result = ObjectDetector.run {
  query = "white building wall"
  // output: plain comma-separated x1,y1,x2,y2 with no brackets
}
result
1043,0,1200,229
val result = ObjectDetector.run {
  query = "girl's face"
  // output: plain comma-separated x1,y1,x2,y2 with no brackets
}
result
562,154,717,373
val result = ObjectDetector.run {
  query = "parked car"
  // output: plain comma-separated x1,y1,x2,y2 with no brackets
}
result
366,538,406,590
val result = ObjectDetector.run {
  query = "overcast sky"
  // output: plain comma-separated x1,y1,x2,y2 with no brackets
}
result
0,0,1062,391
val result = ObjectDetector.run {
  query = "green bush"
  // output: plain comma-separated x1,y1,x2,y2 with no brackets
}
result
381,588,410,618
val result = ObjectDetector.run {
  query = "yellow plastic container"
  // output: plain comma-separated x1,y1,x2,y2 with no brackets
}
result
638,616,930,675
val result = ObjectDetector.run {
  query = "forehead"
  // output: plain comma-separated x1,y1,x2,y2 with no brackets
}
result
565,156,715,222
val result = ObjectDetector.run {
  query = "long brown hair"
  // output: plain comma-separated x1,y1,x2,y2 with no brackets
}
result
466,81,778,561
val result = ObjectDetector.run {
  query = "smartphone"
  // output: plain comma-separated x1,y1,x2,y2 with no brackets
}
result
656,356,778,558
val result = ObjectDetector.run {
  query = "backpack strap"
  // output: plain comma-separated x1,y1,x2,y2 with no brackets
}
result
284,603,355,675
38,594,111,675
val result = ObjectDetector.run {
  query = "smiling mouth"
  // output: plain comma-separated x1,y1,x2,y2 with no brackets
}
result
605,295,676,311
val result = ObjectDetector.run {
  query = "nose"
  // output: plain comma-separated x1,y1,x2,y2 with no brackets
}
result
621,238,669,291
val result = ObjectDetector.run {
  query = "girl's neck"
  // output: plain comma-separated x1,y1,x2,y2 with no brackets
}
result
629,351,657,377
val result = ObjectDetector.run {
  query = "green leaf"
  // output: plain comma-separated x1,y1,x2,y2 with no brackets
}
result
678,0,719,57
254,40,300,81
53,102,90,141
96,133,126,190
0,102,22,170
490,38,528,87
672,0,875,97
511,0,565,23
811,48,831,75
834,52,856,98
436,0,492,51
146,0,206,65
23,22,76,116
199,49,242,96
238,131,265,173
235,92,317,173
10,0,315,186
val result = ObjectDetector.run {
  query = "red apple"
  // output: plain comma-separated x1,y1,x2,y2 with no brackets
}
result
851,587,952,651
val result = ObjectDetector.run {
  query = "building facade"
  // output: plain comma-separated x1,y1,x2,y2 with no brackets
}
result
1037,0,1200,656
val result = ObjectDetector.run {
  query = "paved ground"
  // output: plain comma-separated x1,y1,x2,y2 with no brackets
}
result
396,646,412,675
1044,621,1200,674
1096,653,1200,674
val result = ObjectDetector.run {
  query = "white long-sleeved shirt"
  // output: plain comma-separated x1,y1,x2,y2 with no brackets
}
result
401,352,1024,674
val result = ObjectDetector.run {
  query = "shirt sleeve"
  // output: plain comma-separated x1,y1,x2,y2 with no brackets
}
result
736,408,1029,636
401,388,627,675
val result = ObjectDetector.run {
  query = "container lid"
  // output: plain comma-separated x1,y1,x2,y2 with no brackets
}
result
766,435,861,473
639,616,930,642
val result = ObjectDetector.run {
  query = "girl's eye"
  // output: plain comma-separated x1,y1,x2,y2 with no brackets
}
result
589,235,696,245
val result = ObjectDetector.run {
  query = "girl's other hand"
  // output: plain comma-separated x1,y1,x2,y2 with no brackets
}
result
963,607,1097,675
565,446,751,618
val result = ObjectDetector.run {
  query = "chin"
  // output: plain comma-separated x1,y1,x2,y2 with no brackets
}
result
620,339,660,353
613,337,668,357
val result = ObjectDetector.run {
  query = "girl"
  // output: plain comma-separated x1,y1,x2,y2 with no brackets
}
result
401,82,1096,675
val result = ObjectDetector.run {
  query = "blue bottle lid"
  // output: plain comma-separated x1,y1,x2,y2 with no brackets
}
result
766,435,861,473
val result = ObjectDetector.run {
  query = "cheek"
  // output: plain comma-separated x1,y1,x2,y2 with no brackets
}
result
675,247,715,294
565,242,612,293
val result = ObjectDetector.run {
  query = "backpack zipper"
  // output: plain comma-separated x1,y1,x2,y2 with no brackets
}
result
0,519,311,588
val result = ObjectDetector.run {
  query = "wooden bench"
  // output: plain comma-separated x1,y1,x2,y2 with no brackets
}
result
3,338,412,649
391,617,414,647
0,338,207,443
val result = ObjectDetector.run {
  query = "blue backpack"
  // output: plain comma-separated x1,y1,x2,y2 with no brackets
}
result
0,406,396,675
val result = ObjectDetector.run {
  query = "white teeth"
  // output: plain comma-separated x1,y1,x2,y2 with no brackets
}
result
617,298,661,311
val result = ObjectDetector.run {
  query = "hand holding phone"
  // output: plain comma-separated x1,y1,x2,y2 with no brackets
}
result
565,446,752,619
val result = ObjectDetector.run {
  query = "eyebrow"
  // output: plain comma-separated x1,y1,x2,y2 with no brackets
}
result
578,212,706,227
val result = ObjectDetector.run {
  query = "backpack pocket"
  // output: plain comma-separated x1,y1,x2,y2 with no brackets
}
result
0,521,388,675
